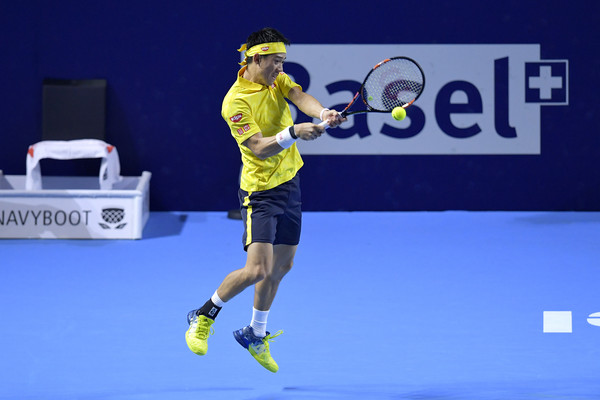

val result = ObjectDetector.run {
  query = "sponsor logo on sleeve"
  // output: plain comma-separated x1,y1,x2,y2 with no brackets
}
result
230,113,243,123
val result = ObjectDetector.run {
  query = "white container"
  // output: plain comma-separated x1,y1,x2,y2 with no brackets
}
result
0,170,151,239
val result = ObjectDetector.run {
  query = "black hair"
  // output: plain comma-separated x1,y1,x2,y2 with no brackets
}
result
244,27,290,65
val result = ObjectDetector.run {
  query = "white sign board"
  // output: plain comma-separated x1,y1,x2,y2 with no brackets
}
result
0,172,151,239
283,44,568,155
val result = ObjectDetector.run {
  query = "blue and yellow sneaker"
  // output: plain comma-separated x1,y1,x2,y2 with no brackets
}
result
233,326,283,373
185,309,214,356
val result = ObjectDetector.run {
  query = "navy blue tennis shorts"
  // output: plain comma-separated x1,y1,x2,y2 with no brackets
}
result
238,174,302,251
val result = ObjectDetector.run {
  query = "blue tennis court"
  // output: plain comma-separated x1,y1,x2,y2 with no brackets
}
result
1,211,599,399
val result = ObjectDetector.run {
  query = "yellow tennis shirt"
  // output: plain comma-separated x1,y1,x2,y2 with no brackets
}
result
222,67,304,192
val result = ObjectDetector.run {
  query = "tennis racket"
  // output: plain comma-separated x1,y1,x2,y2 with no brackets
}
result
320,56,425,127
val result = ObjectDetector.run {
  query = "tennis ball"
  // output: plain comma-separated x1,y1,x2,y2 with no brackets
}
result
392,107,406,121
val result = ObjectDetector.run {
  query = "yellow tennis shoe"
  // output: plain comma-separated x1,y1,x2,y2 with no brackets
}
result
185,310,214,356
233,326,282,372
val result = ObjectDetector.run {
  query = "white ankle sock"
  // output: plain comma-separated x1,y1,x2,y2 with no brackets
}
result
250,308,269,338
211,290,225,307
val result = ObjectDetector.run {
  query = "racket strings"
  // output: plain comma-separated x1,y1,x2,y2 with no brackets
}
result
363,59,424,111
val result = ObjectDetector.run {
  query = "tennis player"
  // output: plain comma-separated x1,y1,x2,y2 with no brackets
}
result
185,27,344,372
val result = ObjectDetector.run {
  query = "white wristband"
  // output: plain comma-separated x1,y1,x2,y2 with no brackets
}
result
276,126,297,149
319,108,330,121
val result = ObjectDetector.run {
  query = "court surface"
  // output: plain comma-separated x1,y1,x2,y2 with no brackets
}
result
1,211,599,399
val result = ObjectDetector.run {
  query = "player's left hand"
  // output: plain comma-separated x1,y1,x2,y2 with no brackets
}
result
323,110,346,128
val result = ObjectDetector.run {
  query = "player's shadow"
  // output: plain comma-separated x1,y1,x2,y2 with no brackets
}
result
142,212,188,239
516,212,600,225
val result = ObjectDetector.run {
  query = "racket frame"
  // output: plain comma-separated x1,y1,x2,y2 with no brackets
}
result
341,56,425,117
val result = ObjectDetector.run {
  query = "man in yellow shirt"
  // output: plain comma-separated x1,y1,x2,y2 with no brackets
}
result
186,27,343,372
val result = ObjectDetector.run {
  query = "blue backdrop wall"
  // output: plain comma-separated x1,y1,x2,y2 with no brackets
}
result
1,1,598,211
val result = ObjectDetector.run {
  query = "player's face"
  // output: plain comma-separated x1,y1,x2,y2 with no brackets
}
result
258,53,286,86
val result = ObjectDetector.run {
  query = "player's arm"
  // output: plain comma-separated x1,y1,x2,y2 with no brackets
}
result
242,132,286,160
287,86,344,127
243,122,326,160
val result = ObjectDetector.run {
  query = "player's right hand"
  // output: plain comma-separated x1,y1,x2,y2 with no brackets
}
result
294,123,326,141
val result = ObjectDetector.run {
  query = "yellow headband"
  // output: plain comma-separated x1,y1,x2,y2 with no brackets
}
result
237,42,287,66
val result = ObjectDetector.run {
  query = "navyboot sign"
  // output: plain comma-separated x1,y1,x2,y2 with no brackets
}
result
0,209,92,226
0,199,137,239
0,172,150,239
